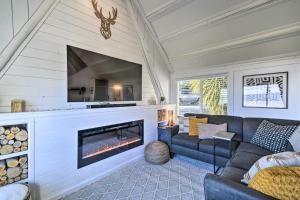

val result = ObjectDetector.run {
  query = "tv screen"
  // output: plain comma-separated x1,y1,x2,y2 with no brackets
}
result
67,45,142,102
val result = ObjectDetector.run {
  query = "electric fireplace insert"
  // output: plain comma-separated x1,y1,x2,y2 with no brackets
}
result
78,120,144,168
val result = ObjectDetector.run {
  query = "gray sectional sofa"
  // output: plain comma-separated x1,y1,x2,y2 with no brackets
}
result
159,114,300,200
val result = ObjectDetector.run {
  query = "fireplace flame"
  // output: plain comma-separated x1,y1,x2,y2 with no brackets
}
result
83,137,142,159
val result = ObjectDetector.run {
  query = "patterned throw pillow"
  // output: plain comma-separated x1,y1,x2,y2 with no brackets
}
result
197,123,227,139
241,151,300,184
250,120,297,153
289,126,300,151
189,117,208,136
248,166,300,200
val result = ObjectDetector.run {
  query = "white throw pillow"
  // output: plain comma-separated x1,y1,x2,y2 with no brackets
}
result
198,123,227,139
178,116,195,133
289,126,300,151
241,151,300,184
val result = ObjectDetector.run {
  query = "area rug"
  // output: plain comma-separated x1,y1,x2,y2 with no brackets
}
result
61,156,212,200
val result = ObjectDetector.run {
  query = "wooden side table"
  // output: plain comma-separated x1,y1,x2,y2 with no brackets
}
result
213,131,236,174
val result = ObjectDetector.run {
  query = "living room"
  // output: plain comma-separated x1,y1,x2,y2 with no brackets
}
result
0,0,299,199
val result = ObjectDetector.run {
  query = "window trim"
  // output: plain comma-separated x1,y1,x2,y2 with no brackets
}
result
177,74,229,116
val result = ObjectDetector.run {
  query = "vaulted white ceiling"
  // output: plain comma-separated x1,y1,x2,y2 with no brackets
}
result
136,0,300,75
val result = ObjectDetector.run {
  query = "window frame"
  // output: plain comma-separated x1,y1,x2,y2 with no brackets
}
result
176,74,229,116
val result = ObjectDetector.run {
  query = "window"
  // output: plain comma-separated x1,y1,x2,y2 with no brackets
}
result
177,76,228,116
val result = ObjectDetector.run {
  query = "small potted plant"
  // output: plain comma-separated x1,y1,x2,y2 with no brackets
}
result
160,96,165,105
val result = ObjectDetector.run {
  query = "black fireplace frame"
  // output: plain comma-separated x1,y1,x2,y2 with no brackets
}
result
78,120,144,168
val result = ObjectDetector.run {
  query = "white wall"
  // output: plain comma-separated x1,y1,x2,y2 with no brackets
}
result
0,0,45,53
174,56,300,120
0,0,160,112
0,0,14,52
0,105,175,200
233,60,300,120
128,1,171,103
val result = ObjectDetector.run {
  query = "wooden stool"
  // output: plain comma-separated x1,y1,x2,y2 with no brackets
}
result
145,141,170,164
0,183,31,200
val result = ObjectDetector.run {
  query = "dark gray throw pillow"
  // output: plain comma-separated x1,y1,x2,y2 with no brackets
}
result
250,120,297,153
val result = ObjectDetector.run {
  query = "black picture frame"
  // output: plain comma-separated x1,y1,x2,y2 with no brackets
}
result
122,85,134,101
242,72,288,109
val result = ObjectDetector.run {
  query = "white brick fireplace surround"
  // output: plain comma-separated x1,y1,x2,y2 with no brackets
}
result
0,105,175,199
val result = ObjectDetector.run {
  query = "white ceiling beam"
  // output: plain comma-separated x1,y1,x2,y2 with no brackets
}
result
146,0,194,22
0,0,59,79
159,0,281,42
170,22,300,60
127,0,165,100
132,0,174,73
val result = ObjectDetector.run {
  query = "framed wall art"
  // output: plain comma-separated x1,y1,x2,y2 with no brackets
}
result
243,72,288,109
122,85,134,101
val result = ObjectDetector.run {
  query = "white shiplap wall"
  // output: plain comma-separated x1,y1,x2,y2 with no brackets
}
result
0,0,45,53
127,0,171,103
0,0,157,112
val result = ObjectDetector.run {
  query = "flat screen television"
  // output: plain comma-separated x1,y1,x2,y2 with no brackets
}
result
67,45,142,102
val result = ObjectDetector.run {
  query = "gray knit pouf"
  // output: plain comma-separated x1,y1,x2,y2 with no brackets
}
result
144,141,170,164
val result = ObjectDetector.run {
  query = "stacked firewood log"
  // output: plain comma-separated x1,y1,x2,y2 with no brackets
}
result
0,155,28,186
0,126,28,155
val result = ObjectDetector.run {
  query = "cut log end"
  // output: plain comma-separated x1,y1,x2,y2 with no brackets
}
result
6,158,19,168
0,169,7,176
21,173,28,179
5,133,14,140
21,146,28,152
10,127,20,134
0,127,5,135
0,145,13,155
6,167,22,179
15,130,28,142
19,157,28,166
13,148,21,153
14,176,21,182
4,130,11,135
13,141,22,148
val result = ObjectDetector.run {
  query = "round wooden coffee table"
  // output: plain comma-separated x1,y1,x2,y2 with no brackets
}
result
144,141,170,164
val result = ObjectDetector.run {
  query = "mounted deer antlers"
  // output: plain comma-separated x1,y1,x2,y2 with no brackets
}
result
91,0,118,39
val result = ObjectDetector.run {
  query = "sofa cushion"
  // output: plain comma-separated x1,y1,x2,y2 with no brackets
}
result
171,134,199,150
184,114,243,142
289,126,300,151
242,151,300,184
221,166,248,183
198,139,239,158
178,116,195,133
243,117,300,143
227,151,262,170
250,120,297,153
198,123,227,139
237,143,273,156
189,117,208,136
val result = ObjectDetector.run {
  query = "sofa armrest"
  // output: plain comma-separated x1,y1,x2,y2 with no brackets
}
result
204,174,276,200
158,125,179,147
232,134,242,143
